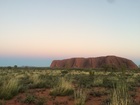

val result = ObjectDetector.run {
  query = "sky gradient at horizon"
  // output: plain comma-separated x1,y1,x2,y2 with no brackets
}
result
0,0,140,66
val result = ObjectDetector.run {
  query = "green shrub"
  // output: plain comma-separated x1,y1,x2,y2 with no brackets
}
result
74,75,94,88
61,70,68,75
89,71,94,76
102,77,118,88
24,94,46,105
24,94,36,104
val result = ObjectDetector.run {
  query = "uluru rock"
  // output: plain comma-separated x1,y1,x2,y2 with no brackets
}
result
50,56,138,69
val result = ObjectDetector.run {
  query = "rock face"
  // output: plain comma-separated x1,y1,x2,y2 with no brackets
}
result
50,56,138,69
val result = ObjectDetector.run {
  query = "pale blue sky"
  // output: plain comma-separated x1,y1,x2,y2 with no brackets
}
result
0,0,140,66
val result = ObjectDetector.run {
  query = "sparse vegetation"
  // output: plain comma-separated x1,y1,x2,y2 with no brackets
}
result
0,67,140,105
24,94,46,105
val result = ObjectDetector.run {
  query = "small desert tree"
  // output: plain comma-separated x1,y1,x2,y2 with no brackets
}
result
14,65,17,69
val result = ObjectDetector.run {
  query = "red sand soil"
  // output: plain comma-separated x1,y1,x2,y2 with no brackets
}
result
134,87,140,104
1,87,140,105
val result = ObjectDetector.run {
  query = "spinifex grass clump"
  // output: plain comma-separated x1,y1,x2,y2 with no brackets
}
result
74,88,87,105
0,78,20,99
110,68,132,105
29,74,44,88
50,77,74,96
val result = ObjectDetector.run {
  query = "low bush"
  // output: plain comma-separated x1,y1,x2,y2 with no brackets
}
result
102,77,118,88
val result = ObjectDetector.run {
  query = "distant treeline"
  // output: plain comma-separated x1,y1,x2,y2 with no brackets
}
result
0,66,51,70
0,65,139,72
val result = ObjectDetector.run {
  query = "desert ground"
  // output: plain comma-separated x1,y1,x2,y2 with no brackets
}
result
0,67,140,105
